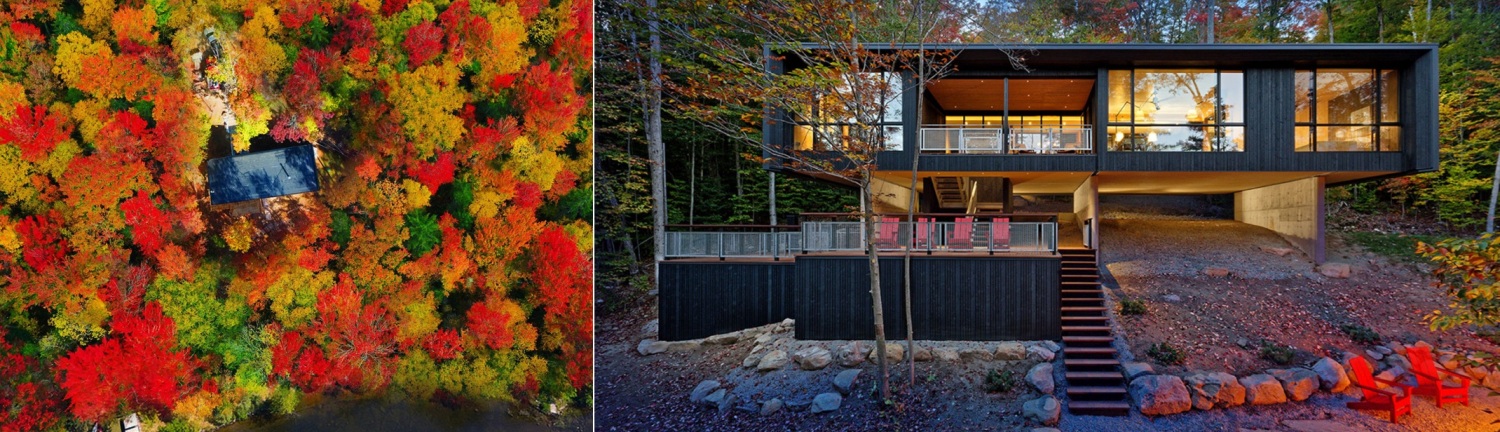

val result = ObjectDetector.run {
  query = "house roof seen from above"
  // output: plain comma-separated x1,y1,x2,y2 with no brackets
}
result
206,144,320,205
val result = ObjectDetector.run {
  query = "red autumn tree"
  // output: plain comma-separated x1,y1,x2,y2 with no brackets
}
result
16,211,67,272
0,329,62,432
121,191,171,256
406,151,456,191
402,21,445,67
0,104,72,162
422,329,462,361
530,226,590,388
516,63,585,146
55,302,195,423
311,275,398,390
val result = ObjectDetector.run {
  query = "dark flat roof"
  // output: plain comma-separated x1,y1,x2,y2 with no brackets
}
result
778,43,1438,69
207,145,320,205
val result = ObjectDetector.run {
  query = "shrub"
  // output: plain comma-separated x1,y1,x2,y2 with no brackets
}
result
1340,324,1382,344
1146,342,1186,365
985,369,1017,393
1119,299,1147,316
1260,341,1295,365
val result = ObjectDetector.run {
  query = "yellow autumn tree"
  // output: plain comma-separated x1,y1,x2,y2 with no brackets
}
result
502,136,564,191
390,62,466,158
474,3,530,95
402,179,431,211
223,217,256,252
0,80,26,116
233,6,288,90
52,32,113,89
78,0,116,36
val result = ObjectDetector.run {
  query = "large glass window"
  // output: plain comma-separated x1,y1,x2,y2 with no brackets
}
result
793,73,904,151
1294,69,1400,152
1106,69,1244,152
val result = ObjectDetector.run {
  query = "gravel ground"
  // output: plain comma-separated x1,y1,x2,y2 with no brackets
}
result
1064,387,1500,431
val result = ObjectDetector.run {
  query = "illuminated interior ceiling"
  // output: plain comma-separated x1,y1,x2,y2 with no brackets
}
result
927,78,1094,112
873,170,1401,195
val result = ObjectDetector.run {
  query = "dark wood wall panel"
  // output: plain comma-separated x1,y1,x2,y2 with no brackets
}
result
793,256,1061,341
659,261,795,341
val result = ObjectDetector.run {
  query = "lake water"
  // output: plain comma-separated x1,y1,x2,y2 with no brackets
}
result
221,397,590,432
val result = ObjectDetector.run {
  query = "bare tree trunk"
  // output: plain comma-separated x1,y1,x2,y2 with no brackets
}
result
903,0,924,387
1488,149,1499,233
689,141,696,225
864,178,890,402
1205,0,1215,43
769,172,777,226
1326,1,1335,43
647,0,667,272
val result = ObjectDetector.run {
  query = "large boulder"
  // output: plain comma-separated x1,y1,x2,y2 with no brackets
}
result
757,350,789,372
1387,353,1412,372
1041,340,1062,353
1129,375,1191,416
742,352,763,369
935,348,961,362
903,342,934,362
1027,345,1056,362
1269,368,1320,402
1312,357,1351,392
868,343,905,363
1374,367,1406,389
689,380,721,404
1240,374,1288,405
1318,263,1352,278
705,331,741,345
835,342,867,367
1022,395,1061,426
834,369,862,395
811,393,843,414
638,339,671,356
959,346,994,361
996,342,1027,360
1027,363,1055,394
1483,372,1500,392
1203,267,1231,277
1183,372,1245,410
1122,362,1155,380
704,389,736,412
760,398,783,415
793,347,833,371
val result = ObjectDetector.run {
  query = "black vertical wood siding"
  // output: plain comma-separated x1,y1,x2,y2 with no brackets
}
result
658,261,795,341
792,256,1061,341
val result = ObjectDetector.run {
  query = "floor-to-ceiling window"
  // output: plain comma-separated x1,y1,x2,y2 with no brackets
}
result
792,72,904,151
1107,69,1244,152
1294,69,1400,152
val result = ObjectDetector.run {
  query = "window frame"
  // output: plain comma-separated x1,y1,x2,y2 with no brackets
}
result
1295,68,1401,152
1106,69,1245,152
793,72,905,152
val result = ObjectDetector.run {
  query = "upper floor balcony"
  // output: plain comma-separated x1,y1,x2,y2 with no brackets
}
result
919,125,1094,155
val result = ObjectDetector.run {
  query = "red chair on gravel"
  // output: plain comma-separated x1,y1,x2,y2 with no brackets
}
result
1406,345,1472,408
1346,356,1413,423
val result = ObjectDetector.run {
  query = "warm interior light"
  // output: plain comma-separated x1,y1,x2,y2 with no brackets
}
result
1114,131,1124,142
1148,132,1158,143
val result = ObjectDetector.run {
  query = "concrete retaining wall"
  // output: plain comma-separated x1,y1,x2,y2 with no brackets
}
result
1234,177,1325,263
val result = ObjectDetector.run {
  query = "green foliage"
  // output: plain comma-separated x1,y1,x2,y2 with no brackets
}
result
330,210,352,246
293,17,332,49
161,419,196,432
1418,233,1500,331
1340,324,1382,344
446,177,476,230
541,186,590,222
1344,231,1444,264
984,369,1017,393
270,384,299,416
404,210,441,256
1119,299,1148,316
1147,342,1186,365
1259,341,1295,365
146,263,249,355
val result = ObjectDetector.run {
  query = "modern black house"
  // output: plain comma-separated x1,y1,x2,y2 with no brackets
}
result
656,44,1438,415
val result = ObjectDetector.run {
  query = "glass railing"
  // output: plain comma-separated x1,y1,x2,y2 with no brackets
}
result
920,125,1093,154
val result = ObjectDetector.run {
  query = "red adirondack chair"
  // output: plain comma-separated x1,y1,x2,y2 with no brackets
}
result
948,217,975,251
915,217,934,252
1406,345,1472,407
1346,355,1413,423
874,217,900,250
990,217,1011,253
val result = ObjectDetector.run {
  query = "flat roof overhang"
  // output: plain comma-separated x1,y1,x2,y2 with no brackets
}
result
872,170,1402,195
778,43,1437,70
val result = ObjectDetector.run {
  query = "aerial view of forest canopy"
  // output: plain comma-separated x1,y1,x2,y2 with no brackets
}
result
0,0,593,430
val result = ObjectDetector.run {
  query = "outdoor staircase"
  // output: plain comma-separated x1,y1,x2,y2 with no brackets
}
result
1057,248,1130,416
932,176,966,209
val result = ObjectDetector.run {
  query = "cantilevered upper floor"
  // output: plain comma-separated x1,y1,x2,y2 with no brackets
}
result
763,44,1439,194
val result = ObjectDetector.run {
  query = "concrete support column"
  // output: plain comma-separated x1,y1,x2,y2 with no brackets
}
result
1234,177,1326,263
1072,176,1099,249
